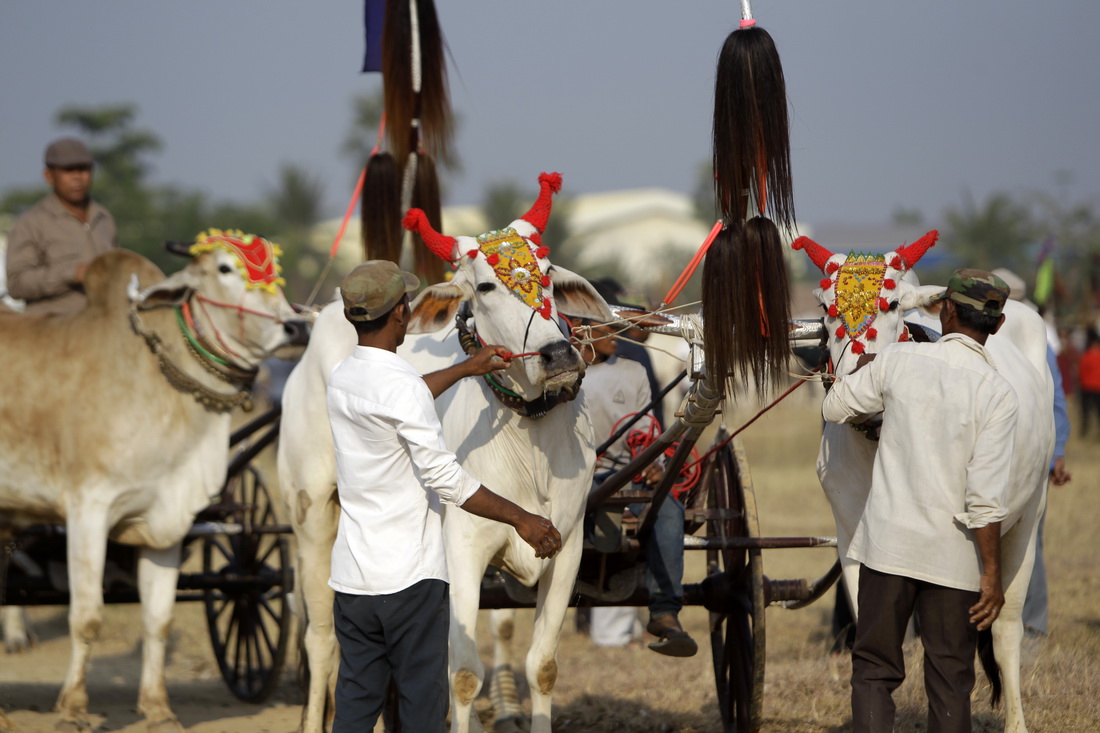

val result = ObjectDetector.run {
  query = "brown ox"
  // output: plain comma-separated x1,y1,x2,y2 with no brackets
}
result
0,239,308,732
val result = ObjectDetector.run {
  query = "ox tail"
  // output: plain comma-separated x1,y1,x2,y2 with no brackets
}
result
977,627,1002,707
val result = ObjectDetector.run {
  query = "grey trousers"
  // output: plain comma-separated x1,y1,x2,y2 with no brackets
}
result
851,566,979,733
333,579,450,733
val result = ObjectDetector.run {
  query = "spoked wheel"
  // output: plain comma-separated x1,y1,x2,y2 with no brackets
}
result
202,465,292,702
704,431,766,733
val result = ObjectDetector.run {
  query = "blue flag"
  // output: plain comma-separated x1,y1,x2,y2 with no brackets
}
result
362,0,386,72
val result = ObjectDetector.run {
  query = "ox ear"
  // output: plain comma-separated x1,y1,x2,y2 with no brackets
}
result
407,270,470,334
134,265,202,309
550,265,615,322
901,284,945,315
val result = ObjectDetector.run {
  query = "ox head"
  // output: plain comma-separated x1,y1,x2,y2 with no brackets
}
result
402,173,614,401
136,230,311,365
792,230,938,375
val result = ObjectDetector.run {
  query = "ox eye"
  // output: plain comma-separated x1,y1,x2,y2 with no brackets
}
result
219,264,233,274
477,282,495,293
888,301,899,311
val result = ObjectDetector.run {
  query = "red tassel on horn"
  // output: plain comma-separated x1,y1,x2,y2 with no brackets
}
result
792,236,836,273
895,230,939,269
520,172,563,233
403,208,457,261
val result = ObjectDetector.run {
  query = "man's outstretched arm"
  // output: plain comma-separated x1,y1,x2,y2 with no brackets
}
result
422,345,511,398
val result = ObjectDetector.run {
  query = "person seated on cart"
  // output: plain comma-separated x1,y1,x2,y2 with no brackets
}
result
575,316,697,657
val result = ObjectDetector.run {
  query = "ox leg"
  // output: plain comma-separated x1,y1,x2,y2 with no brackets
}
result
55,510,110,731
994,502,1042,733
136,543,185,732
293,493,340,733
487,609,527,733
2,606,35,653
525,534,584,733
449,554,492,733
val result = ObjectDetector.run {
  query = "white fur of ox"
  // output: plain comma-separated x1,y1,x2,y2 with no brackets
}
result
798,237,1053,733
0,248,304,732
279,252,614,732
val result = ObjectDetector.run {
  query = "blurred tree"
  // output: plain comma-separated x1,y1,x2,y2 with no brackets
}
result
264,163,327,300
892,207,924,228
1032,186,1100,317
942,190,1035,272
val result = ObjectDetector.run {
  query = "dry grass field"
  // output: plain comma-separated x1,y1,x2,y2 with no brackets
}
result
2,384,1097,732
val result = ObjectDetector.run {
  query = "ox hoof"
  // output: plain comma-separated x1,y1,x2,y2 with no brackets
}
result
145,716,184,733
493,716,530,733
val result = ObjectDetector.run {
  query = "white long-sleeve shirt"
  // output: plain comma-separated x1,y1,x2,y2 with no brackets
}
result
326,346,481,595
822,334,1017,591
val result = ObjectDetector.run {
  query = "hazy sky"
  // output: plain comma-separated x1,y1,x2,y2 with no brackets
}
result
2,2,1098,230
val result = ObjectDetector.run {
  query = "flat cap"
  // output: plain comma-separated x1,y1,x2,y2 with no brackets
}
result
44,137,93,168
340,260,419,322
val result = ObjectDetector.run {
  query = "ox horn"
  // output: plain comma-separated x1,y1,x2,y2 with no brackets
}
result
895,230,939,269
519,172,563,234
791,235,835,273
403,208,457,261
165,240,194,258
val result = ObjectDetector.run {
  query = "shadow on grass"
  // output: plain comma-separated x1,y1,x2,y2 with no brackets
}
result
550,692,719,733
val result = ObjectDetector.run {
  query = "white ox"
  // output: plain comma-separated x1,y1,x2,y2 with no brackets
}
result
279,173,614,733
793,233,1054,733
0,236,307,732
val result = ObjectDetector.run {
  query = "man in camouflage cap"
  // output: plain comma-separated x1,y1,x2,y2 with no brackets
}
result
822,265,1016,732
933,268,1011,319
327,260,564,731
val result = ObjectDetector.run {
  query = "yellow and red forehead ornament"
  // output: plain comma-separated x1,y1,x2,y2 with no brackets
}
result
189,229,286,293
403,172,561,320
792,230,938,354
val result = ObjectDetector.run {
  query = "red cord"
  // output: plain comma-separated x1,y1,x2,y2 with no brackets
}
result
603,412,701,499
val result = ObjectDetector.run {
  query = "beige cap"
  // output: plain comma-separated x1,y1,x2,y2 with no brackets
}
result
340,260,419,322
44,137,93,168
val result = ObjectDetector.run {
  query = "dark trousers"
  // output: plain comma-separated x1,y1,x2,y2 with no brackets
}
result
851,566,979,733
332,579,450,733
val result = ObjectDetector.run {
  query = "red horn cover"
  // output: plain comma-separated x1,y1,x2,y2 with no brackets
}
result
519,172,563,234
895,230,939,269
791,236,836,273
402,208,457,261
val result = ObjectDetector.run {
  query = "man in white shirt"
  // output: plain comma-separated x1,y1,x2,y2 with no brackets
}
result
326,260,563,732
822,269,1016,733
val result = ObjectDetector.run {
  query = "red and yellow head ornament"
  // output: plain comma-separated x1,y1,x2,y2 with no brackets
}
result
189,229,286,294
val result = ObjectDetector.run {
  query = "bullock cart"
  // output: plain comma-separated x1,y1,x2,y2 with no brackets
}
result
476,308,840,733
1,404,294,704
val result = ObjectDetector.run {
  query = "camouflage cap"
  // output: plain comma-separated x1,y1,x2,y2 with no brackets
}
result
934,268,1010,317
340,260,419,322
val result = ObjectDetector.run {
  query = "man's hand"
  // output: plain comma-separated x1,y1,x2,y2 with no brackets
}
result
423,345,510,398
515,513,562,559
464,345,511,377
969,571,1005,631
852,352,877,372
1050,457,1071,486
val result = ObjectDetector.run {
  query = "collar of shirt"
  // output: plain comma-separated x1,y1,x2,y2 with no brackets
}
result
938,332,998,370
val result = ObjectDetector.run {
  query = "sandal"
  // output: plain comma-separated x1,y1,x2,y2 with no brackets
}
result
646,615,698,658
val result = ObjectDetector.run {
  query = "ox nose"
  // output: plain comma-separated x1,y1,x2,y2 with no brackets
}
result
284,318,312,346
540,340,577,372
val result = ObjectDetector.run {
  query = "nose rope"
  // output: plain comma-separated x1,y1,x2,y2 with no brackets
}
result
195,296,247,362
521,309,536,354
195,294,286,323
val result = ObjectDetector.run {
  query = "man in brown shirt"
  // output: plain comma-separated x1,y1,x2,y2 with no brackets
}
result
5,137,118,315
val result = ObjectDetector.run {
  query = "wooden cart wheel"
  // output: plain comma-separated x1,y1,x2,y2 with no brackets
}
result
202,465,292,703
705,431,766,733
